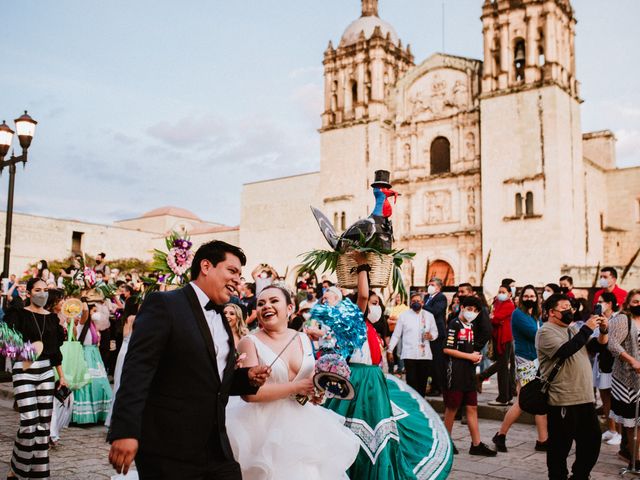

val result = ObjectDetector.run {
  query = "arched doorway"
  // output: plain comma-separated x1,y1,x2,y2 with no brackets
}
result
427,260,455,286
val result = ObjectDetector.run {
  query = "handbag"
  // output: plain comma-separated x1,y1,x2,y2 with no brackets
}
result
519,329,570,415
54,381,72,403
519,359,565,415
56,320,91,390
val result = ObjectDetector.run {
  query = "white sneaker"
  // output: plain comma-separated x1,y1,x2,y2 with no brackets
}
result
606,432,622,445
602,430,615,441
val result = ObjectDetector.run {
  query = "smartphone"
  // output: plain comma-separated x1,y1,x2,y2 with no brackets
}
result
593,304,602,316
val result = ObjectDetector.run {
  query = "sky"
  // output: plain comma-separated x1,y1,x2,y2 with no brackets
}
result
2,0,639,226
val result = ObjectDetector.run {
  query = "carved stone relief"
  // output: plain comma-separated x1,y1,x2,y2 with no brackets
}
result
407,72,471,121
465,132,476,160
424,190,453,224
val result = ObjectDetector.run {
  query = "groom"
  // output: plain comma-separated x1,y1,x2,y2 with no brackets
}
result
108,240,270,479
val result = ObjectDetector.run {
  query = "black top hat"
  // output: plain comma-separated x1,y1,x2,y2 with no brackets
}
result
371,170,392,189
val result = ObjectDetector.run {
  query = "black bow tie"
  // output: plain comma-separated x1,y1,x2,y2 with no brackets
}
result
204,301,224,315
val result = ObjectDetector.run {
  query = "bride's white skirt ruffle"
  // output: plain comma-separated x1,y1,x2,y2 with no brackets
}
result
227,397,359,480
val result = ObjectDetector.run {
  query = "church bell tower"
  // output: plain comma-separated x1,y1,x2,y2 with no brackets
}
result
319,0,414,231
479,0,591,288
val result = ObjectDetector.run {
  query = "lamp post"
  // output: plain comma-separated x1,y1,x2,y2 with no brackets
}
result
0,111,37,280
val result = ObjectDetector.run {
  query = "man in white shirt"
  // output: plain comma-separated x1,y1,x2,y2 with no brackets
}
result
388,292,439,396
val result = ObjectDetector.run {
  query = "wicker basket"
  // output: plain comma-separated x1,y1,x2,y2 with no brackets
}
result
336,252,393,289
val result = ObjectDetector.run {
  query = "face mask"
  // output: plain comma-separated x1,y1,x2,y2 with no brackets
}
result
31,292,48,308
95,259,101,265
559,310,573,325
368,304,382,323
559,287,569,294
599,303,609,315
463,310,478,322
410,301,422,312
306,293,314,301
542,291,552,301
598,278,609,288
510,287,516,297
91,313,102,322
302,312,311,321
630,305,640,316
497,293,509,302
522,299,536,309
427,285,437,295
452,304,460,313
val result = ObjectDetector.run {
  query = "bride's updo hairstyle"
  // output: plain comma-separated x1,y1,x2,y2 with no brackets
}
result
258,285,294,306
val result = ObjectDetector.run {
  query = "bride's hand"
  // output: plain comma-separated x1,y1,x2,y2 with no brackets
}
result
292,378,315,396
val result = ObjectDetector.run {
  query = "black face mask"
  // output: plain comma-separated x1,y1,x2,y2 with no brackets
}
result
307,293,314,301
410,302,422,312
559,310,573,325
559,287,569,294
630,305,640,316
522,300,536,309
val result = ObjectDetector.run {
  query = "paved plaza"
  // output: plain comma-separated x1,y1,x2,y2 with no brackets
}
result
0,392,633,480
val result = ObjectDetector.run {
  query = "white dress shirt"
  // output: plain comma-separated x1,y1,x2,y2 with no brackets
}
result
190,282,230,378
388,309,439,360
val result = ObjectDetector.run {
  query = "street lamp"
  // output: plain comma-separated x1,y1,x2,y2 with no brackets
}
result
0,111,37,280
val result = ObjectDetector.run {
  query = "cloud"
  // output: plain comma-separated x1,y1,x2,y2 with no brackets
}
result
288,66,323,79
291,83,323,125
146,114,230,149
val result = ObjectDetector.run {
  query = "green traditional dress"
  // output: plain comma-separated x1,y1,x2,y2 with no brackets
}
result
71,323,112,424
324,346,453,479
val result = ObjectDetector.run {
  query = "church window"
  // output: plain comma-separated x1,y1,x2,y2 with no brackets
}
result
525,192,534,216
515,193,523,217
430,137,451,175
538,29,546,66
341,212,346,231
514,38,525,82
351,81,358,105
333,212,339,230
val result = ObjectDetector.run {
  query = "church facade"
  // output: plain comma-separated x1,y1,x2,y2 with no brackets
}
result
240,0,640,292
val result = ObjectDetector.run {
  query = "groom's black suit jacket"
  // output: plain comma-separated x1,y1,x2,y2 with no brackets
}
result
107,284,257,463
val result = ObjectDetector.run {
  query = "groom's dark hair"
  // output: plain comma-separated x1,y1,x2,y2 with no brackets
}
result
191,240,247,279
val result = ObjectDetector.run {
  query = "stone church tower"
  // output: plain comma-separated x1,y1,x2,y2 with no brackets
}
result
479,0,592,288
319,0,413,232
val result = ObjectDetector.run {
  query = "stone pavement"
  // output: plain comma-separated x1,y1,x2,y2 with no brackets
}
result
0,389,634,479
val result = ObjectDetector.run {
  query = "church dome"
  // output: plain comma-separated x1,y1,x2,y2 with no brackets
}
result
340,15,399,47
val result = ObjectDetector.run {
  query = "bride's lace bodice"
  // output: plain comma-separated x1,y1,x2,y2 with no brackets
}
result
246,332,315,385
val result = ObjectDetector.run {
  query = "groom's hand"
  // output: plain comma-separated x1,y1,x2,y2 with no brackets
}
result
248,365,271,387
109,438,138,475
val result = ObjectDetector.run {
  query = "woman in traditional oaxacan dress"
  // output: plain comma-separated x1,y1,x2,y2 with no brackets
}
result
226,285,359,479
318,252,453,480
71,303,112,424
5,278,66,479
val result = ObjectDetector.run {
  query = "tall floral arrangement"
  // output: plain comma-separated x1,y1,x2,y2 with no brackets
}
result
144,232,195,294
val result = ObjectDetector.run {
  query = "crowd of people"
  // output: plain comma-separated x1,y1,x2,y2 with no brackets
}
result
0,245,639,480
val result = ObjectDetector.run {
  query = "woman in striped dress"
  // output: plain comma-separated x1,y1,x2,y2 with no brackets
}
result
5,278,66,479
607,289,640,468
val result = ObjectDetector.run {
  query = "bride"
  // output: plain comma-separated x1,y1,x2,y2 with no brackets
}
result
226,284,359,479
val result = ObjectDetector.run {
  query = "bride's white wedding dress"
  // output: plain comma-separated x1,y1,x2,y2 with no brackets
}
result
226,332,359,479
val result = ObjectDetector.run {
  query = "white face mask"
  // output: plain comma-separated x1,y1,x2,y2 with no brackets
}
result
497,293,509,302
463,310,478,322
91,313,102,323
542,291,552,301
427,285,437,295
598,277,609,288
368,304,382,324
302,312,311,321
